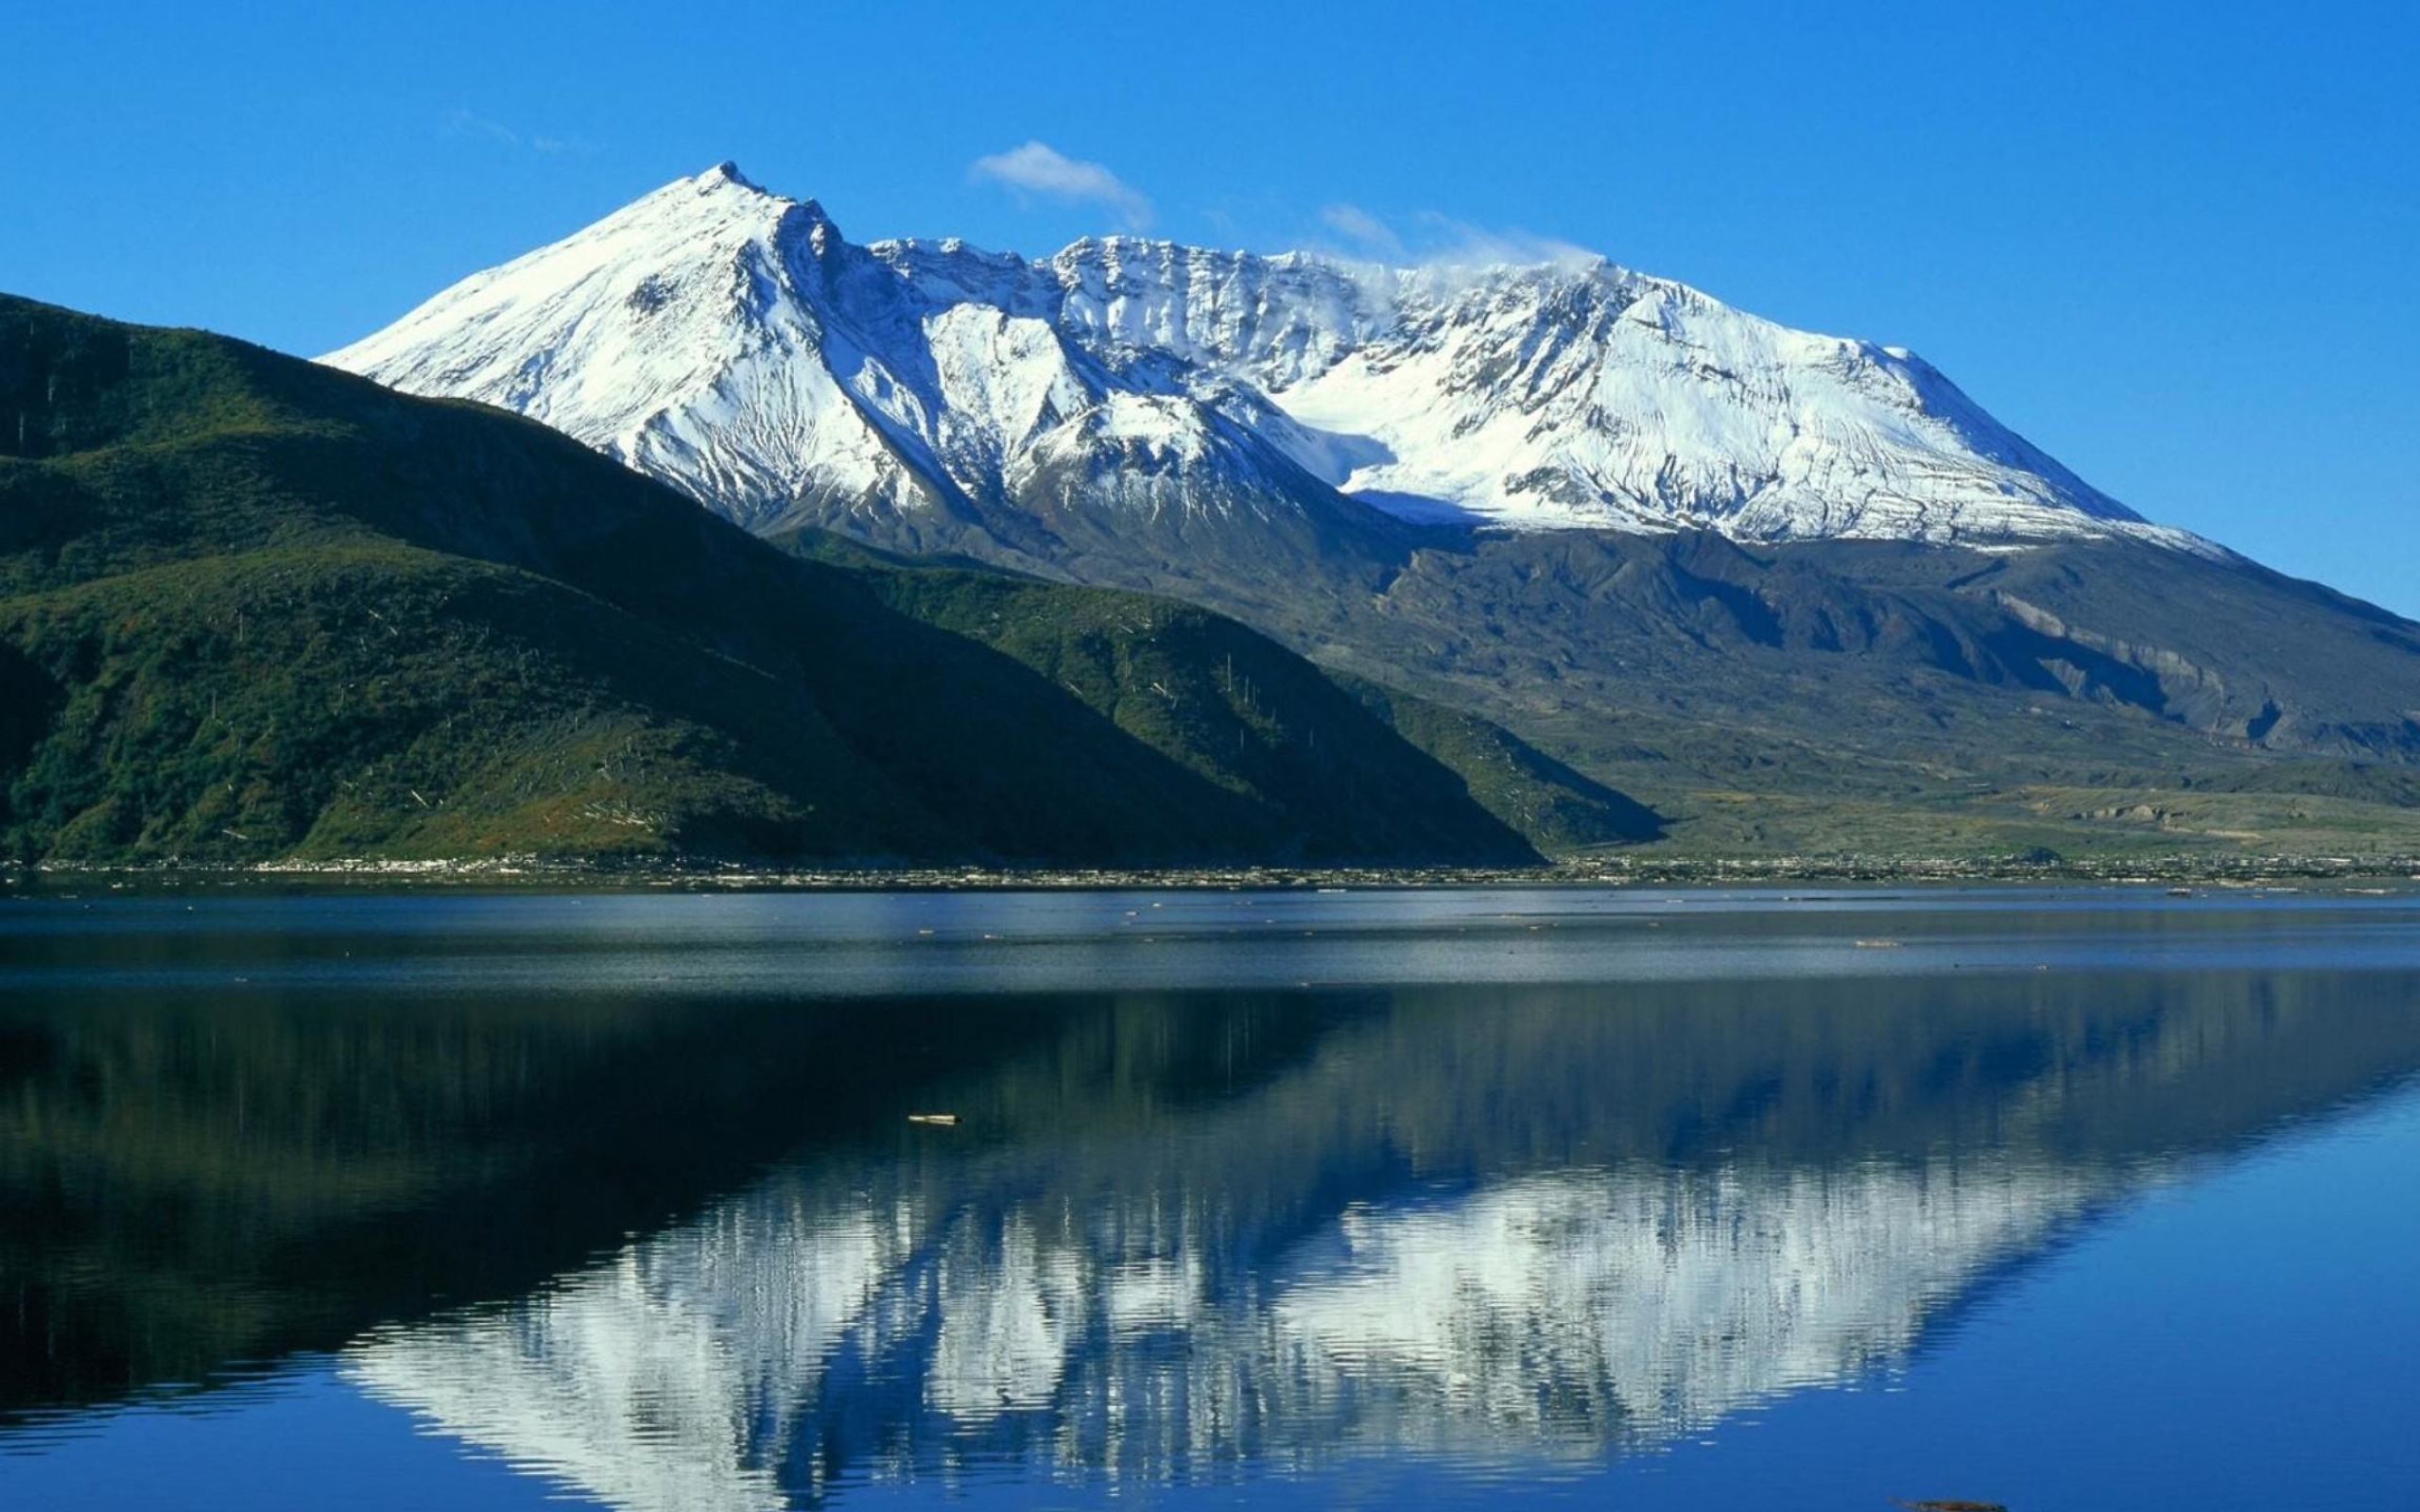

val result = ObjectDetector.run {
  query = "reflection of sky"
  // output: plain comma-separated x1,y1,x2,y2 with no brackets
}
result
14,1086,2417,1512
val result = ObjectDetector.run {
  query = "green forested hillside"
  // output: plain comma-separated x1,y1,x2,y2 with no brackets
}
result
0,293,1617,867
781,533,1663,850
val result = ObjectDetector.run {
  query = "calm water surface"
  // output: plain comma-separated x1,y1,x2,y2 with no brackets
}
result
2,885,2416,1509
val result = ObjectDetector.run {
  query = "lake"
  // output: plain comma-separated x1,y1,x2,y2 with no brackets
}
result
2,885,2416,1510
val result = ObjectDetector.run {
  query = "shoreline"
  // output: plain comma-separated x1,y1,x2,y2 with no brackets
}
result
6,853,2419,894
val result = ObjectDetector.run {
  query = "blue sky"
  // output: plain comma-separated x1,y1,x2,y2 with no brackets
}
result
7,1,2414,612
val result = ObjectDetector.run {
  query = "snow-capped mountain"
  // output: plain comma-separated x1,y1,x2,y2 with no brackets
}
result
325,163,2200,554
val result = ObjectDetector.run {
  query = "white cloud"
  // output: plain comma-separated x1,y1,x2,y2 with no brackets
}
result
440,111,591,156
970,141,1152,230
441,109,520,147
1306,201,1599,274
1411,212,1599,271
1320,203,1405,258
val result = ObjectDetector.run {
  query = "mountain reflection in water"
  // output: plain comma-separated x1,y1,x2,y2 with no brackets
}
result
4,889,2418,1510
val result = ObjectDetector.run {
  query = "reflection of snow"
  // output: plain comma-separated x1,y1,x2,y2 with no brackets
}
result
348,1203,885,1512
928,1214,1081,1420
1270,1159,2126,1451
1101,1254,1203,1331
345,1151,2148,1508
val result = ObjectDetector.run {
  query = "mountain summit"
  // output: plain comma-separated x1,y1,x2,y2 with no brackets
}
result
320,167,2420,854
326,164,2204,555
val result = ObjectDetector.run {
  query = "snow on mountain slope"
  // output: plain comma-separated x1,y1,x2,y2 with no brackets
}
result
326,163,2205,553
1269,266,2152,541
326,164,944,530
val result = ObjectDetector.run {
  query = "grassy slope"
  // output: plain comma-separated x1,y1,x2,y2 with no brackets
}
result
0,293,1547,867
781,532,1662,849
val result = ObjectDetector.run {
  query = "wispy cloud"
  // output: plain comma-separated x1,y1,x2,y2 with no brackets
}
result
1320,203,1405,258
441,110,592,156
441,109,519,146
970,141,1152,230
1413,211,1599,271
1308,202,1599,273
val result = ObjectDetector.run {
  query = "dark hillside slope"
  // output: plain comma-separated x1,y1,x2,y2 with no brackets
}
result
1340,528,2420,767
779,532,1661,850
0,294,1547,867
1179,527,2420,857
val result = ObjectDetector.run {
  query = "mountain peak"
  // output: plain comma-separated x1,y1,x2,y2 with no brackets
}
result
666,162,843,244
325,166,2215,556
